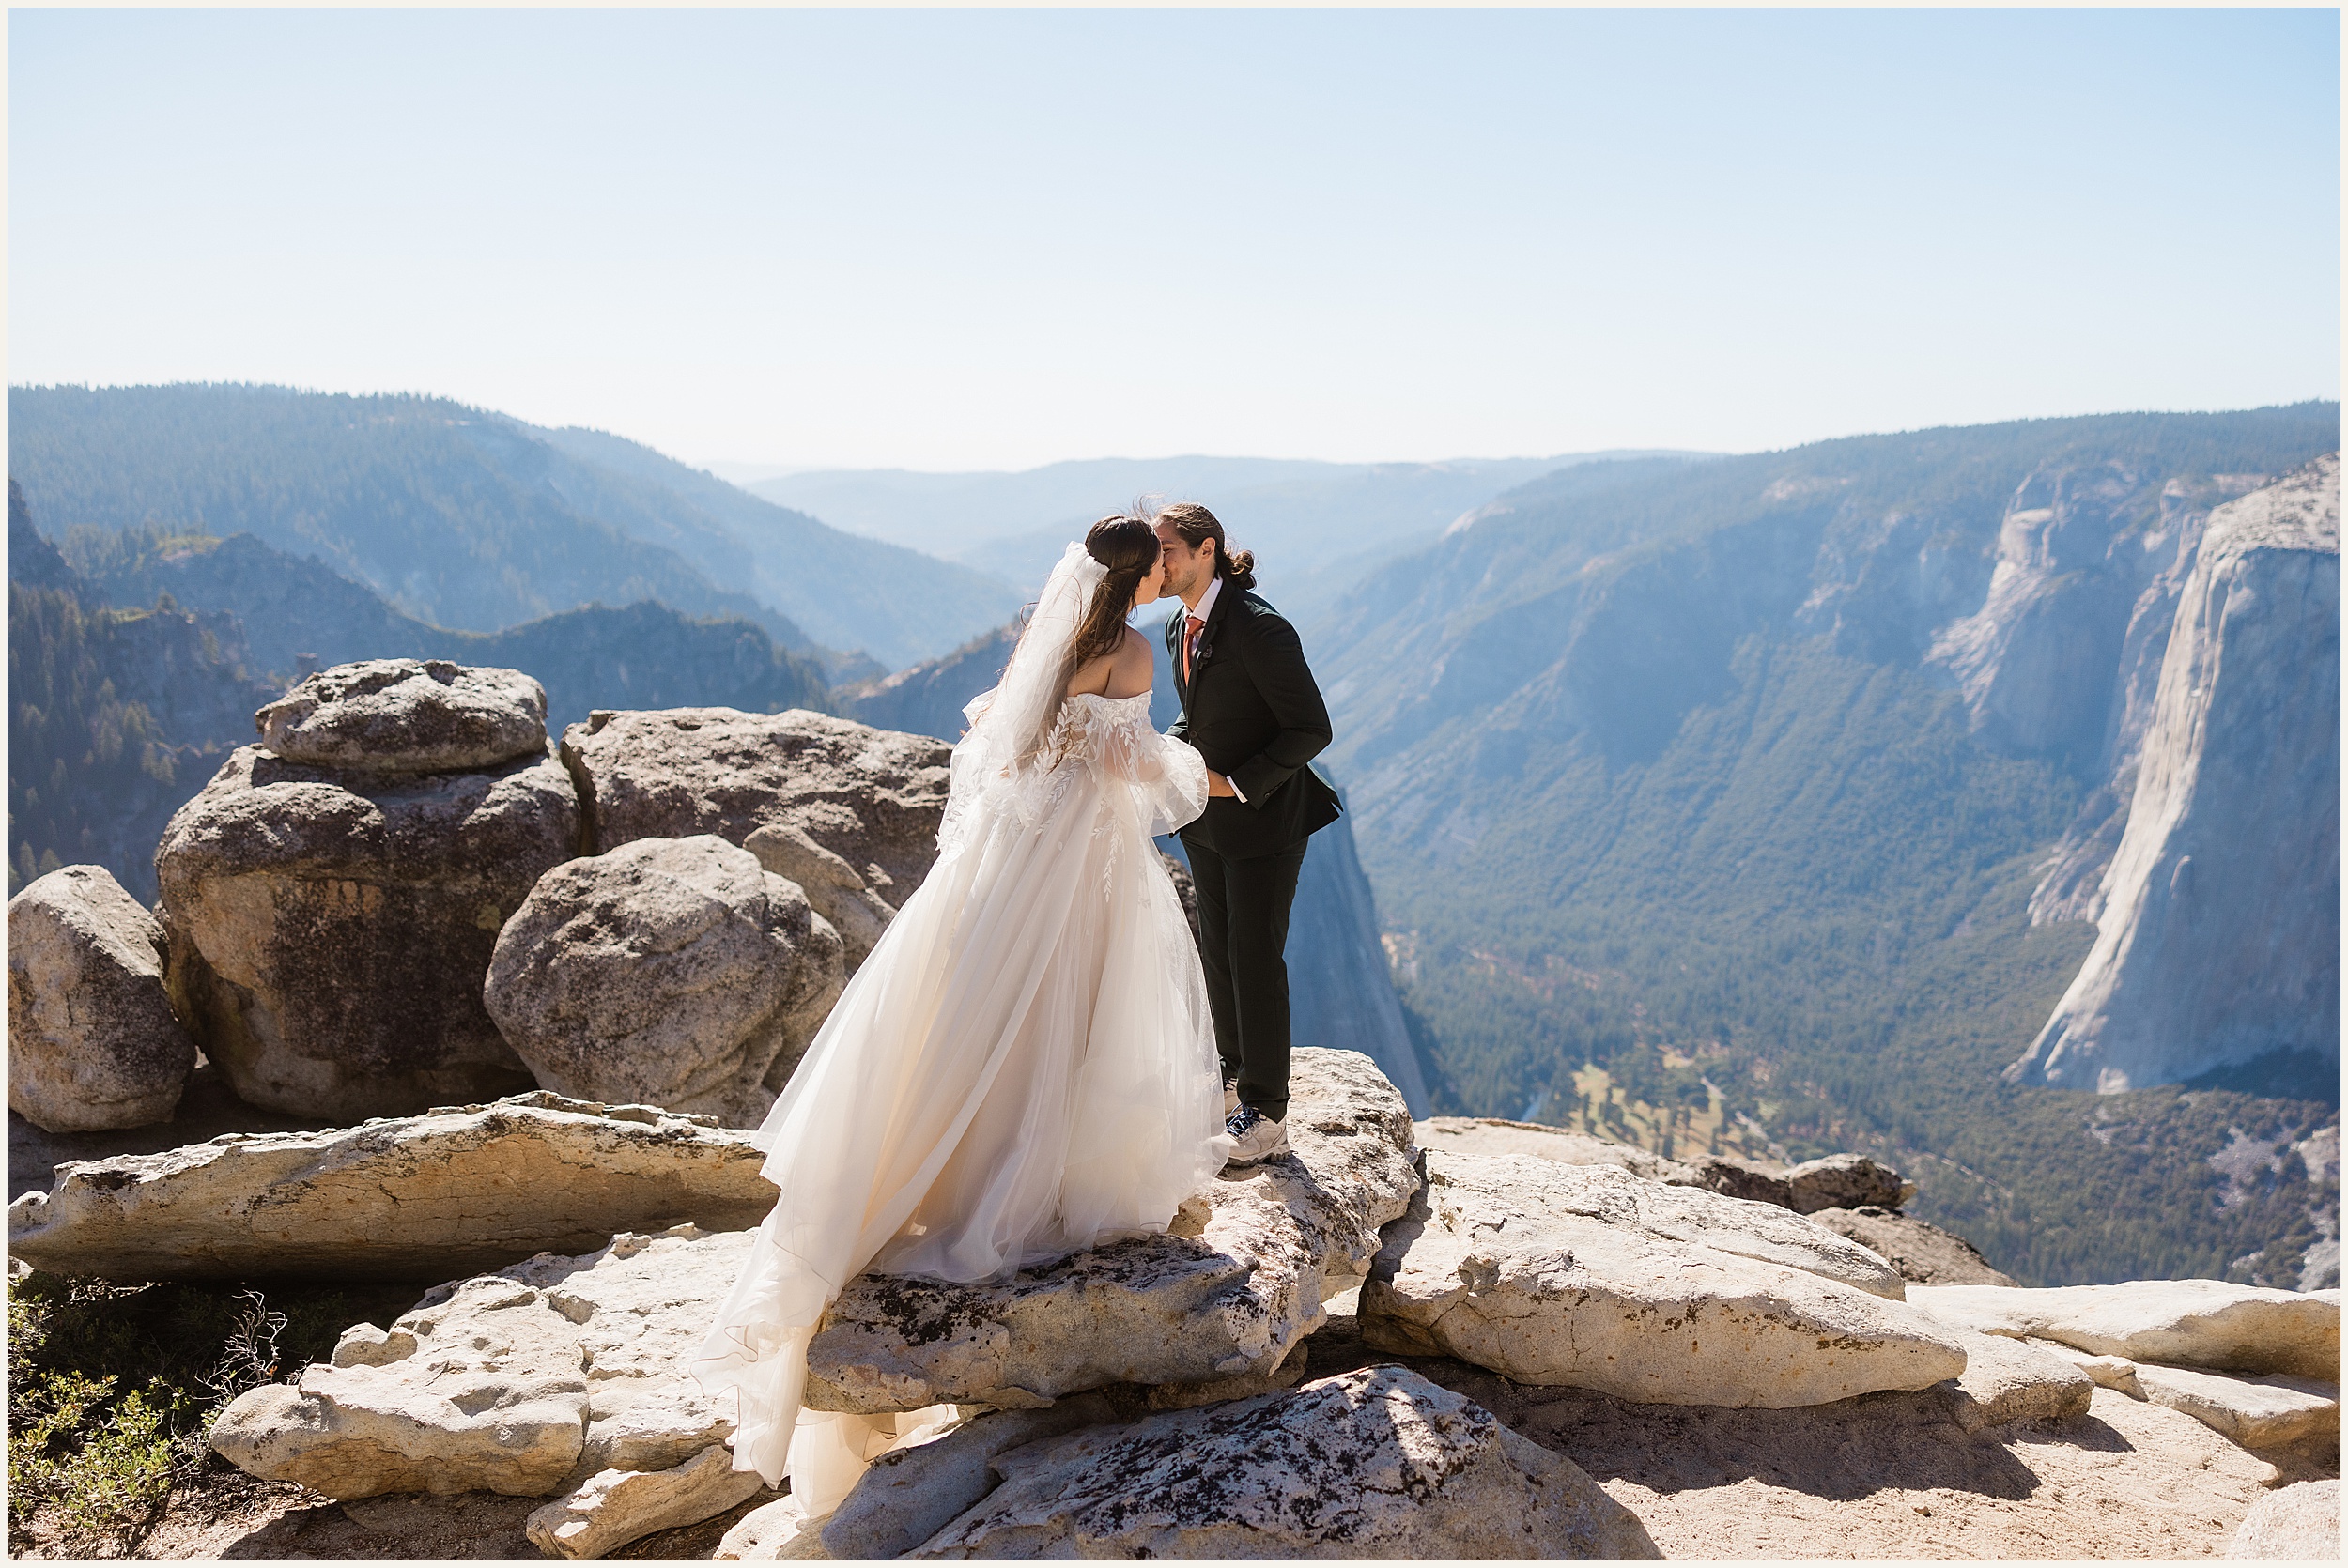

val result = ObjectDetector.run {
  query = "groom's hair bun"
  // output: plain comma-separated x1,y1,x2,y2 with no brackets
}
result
1154,501,1257,592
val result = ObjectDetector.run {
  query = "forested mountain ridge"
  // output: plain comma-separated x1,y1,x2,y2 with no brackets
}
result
8,483,833,899
8,384,791,643
7,483,278,900
1314,405,2341,1287
527,422,1021,669
1316,407,2337,795
7,383,1020,670
56,526,831,730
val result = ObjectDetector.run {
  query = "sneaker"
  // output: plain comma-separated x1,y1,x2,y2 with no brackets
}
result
1225,1103,1290,1165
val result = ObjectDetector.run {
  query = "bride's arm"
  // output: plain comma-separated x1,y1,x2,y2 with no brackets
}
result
1097,710,1209,832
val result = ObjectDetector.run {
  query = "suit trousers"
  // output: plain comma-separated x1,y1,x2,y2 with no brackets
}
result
1181,835,1308,1123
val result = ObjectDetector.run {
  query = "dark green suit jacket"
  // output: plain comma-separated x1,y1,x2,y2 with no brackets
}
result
1166,583,1342,860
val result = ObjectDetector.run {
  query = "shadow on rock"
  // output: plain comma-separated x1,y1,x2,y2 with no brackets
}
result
1305,1298,2069,1507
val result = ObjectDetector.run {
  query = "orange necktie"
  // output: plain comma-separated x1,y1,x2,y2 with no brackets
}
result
1183,614,1206,682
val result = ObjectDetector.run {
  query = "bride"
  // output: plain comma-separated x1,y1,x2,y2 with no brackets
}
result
689,515,1233,1511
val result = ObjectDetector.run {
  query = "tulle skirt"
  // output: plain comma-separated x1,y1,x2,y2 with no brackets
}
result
687,761,1230,1505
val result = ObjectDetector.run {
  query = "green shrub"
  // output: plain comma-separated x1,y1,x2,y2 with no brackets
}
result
4,1268,416,1556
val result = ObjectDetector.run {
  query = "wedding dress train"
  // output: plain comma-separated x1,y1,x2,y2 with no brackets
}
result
689,547,1229,1509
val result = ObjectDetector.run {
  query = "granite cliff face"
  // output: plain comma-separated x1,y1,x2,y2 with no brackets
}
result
1916,462,2278,927
1310,414,2341,978
1285,788,1431,1114
1298,409,2339,1284
2008,456,2340,1093
845,623,1020,742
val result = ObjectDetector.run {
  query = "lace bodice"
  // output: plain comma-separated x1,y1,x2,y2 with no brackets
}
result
938,688,1209,856
1041,691,1155,769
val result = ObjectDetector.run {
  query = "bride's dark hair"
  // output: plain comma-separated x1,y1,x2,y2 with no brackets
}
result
1067,514,1159,671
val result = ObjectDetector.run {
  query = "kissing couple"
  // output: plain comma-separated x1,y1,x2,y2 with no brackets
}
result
689,500,1343,1509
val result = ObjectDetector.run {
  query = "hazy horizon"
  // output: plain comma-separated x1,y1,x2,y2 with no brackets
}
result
8,376,2335,484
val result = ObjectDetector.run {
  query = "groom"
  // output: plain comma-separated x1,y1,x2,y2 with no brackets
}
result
1155,502,1343,1164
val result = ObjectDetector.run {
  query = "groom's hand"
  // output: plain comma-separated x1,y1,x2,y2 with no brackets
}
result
1207,771,1237,798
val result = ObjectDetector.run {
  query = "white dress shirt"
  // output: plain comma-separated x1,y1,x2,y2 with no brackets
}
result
1179,576,1244,802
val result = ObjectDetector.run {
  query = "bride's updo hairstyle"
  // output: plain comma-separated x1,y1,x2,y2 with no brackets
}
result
1068,514,1160,670
1153,500,1256,592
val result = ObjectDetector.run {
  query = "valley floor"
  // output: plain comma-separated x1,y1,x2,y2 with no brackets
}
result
48,1292,2333,1562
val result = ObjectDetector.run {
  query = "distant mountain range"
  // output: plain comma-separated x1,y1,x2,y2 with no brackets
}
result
9,385,2338,1291
8,384,1024,671
739,452,1712,624
8,484,280,900
6,480,829,900
1308,403,2341,1287
60,525,829,730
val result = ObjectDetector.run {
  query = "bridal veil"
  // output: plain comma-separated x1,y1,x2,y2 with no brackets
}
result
688,543,1228,1506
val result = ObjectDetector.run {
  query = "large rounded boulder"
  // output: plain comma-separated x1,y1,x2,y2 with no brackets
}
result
559,708,950,972
7,864,198,1131
484,835,845,1125
157,661,578,1121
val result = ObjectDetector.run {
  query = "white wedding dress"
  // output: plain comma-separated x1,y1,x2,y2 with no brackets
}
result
689,545,1230,1509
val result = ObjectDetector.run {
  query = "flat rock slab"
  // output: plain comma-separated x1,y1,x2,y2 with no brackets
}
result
8,1064,335,1203
719,1496,832,1560
1939,1330,2094,1432
823,1399,1114,1561
257,659,549,775
1444,1378,2290,1561
804,1047,1419,1413
7,863,197,1132
1805,1206,2015,1285
527,1443,767,1560
2133,1362,2340,1449
1413,1117,1699,1183
905,1365,1660,1560
2228,1479,2340,1559
1362,1149,1968,1407
1909,1279,2341,1380
9,1091,775,1281
2026,1338,2143,1395
212,1225,757,1498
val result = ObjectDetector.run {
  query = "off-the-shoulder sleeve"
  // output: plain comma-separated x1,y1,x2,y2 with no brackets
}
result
1095,706,1210,836
960,686,997,734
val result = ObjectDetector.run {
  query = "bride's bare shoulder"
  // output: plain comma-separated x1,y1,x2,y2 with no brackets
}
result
1102,628,1154,699
1063,628,1156,700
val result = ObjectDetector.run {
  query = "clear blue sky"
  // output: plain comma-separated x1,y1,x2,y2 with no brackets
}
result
8,7,2339,470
